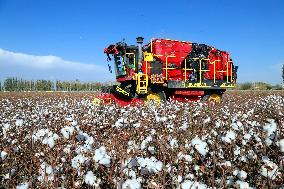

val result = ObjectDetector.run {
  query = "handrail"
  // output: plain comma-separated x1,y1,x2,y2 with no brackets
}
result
209,60,221,84
183,58,194,81
226,60,233,83
193,58,210,84
165,55,176,80
229,61,233,82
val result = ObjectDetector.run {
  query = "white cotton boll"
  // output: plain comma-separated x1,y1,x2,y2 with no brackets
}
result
277,139,284,152
215,121,221,128
183,155,193,162
148,146,155,154
15,119,23,127
237,121,243,127
265,138,272,146
84,171,96,186
72,154,86,169
193,165,200,171
221,130,236,144
71,120,77,126
53,133,59,140
42,137,48,144
181,180,208,189
140,136,152,150
3,123,10,137
39,162,54,181
114,117,128,128
153,161,163,172
203,117,210,124
226,176,234,186
37,129,46,138
177,175,183,183
1,151,8,160
99,156,111,166
63,145,71,154
65,116,73,121
242,133,251,145
93,146,111,166
240,156,247,162
180,122,189,130
150,129,156,135
16,182,29,189
211,129,218,136
170,139,179,148
235,180,250,189
47,137,55,148
166,164,172,173
221,161,232,167
61,126,75,139
137,156,163,173
68,125,75,134
128,170,137,179
160,116,167,122
122,179,141,189
46,165,53,175
47,130,53,137
11,169,16,176
234,146,241,156
184,143,190,148
247,150,257,160
237,170,247,180
4,123,10,130
231,122,239,130
61,129,69,139
12,139,18,144
263,119,277,140
260,160,279,180
133,122,141,128
166,124,174,131
191,137,208,156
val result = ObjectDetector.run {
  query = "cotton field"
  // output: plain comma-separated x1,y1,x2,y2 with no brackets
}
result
0,91,284,189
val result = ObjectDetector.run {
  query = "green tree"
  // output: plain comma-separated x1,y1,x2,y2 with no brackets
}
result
240,82,253,90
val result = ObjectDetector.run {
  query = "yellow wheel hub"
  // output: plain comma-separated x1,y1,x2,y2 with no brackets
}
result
208,94,221,103
145,93,161,105
92,97,101,106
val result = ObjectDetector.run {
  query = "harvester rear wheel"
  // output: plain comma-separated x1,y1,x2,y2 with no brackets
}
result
208,94,221,103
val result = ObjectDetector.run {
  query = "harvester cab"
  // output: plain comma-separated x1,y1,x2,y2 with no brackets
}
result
94,37,238,106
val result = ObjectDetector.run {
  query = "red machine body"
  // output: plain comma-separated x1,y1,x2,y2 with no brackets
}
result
99,37,238,106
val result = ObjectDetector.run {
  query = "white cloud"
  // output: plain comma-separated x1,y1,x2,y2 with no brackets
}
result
0,48,114,81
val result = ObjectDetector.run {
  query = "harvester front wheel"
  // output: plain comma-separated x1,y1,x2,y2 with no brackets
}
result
92,98,101,106
146,93,161,105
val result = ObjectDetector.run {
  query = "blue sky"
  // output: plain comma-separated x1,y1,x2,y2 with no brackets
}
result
0,0,283,84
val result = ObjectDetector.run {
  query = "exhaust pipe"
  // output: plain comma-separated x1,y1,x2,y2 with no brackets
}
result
136,37,144,65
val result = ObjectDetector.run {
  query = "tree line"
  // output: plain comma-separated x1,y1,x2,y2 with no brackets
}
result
237,82,283,90
0,78,105,92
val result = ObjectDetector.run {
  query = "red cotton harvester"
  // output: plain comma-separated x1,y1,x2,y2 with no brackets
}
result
94,37,238,106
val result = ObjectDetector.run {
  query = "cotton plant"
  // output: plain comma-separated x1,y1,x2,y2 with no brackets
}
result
1,91,284,188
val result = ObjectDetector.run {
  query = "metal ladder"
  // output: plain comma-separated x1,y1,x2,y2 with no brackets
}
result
136,73,148,94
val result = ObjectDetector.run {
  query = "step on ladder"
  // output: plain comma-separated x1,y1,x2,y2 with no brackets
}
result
136,73,148,94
